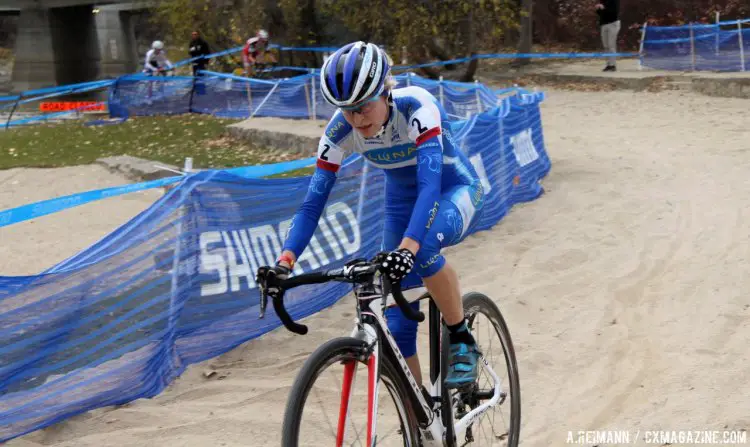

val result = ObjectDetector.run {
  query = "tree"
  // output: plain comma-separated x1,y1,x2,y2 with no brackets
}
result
152,0,521,79
321,0,519,81
513,0,533,67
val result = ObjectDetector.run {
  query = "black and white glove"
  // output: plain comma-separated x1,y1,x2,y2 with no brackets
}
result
379,248,415,281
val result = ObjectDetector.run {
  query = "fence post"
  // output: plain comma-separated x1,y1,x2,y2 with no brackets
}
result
304,75,312,120
109,76,121,119
740,20,746,72
638,22,648,70
6,93,22,129
188,76,197,113
474,80,482,113
716,12,721,56
690,22,696,71
242,77,252,117
439,76,445,106
250,80,280,119
356,161,370,225
311,75,317,120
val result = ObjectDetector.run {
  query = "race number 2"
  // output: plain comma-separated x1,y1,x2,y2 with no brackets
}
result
411,118,428,134
320,144,330,161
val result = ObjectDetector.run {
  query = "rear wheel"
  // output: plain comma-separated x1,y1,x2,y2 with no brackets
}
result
444,293,521,446
282,337,420,446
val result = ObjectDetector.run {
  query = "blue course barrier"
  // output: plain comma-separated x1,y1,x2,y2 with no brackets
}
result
4,44,637,129
109,72,505,121
0,86,550,441
0,158,317,229
2,80,115,129
642,19,750,71
170,45,637,74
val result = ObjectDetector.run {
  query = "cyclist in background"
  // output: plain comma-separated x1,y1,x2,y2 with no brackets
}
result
242,29,270,76
143,40,174,76
257,42,485,390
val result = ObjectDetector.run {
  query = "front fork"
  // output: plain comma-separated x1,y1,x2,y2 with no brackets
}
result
336,323,381,447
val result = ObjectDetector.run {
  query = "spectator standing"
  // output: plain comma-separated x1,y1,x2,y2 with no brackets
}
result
596,0,620,71
188,31,211,76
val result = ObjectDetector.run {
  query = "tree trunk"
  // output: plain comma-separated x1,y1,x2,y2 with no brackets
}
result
301,0,321,66
460,7,478,81
513,0,533,67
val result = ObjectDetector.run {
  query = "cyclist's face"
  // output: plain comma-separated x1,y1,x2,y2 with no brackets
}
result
341,96,388,139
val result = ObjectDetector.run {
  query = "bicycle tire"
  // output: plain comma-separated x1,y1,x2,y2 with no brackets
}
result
462,292,521,447
282,337,420,446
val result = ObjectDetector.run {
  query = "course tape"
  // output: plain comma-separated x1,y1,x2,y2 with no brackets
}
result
197,70,279,85
0,83,111,114
7,102,107,127
0,157,315,228
3,47,639,104
172,46,245,69
268,44,339,52
648,18,750,30
0,80,114,104
644,30,746,45
393,52,638,70
260,66,318,73
168,47,638,79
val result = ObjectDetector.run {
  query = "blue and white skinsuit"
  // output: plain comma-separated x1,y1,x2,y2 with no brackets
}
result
283,86,485,357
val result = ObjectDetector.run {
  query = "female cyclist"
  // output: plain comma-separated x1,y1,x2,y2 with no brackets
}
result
257,41,485,390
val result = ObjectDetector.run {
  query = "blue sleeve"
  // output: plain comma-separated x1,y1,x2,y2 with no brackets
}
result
282,167,337,257
403,135,443,245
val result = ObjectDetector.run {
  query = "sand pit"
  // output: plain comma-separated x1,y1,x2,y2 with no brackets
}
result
5,89,750,446
0,165,163,276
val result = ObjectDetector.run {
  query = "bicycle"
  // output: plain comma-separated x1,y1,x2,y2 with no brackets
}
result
258,253,521,446
137,67,175,105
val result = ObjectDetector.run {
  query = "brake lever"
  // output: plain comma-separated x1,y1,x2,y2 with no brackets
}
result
256,266,308,334
258,288,269,319
256,267,270,319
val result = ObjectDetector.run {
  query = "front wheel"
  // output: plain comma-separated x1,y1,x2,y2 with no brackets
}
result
446,292,522,446
282,337,420,446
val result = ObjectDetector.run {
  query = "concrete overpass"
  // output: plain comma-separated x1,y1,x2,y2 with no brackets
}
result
3,1,153,92
0,0,122,7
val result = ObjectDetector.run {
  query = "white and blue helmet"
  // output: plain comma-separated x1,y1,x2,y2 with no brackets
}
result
320,41,391,108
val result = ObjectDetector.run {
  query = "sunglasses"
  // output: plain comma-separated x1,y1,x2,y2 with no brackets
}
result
339,95,380,114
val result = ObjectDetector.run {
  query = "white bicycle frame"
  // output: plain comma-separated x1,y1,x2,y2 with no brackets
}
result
339,297,504,446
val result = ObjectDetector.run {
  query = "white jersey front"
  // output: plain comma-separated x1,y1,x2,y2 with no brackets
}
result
144,49,172,71
315,86,476,190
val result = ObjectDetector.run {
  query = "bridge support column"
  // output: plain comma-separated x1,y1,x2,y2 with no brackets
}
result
10,7,56,92
11,4,137,92
95,7,137,78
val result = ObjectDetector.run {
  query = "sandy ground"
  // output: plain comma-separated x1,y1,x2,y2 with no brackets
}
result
0,166,163,275
5,89,750,446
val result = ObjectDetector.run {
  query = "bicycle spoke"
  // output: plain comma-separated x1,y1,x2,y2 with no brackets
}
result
464,306,516,446
291,353,411,447
312,386,338,440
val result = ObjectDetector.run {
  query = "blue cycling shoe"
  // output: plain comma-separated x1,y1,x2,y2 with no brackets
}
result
444,341,482,390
